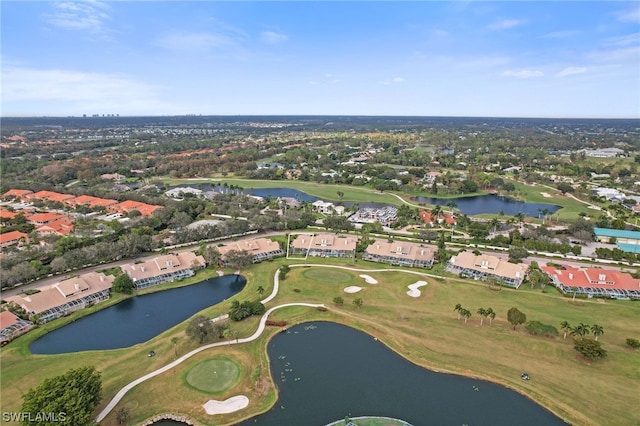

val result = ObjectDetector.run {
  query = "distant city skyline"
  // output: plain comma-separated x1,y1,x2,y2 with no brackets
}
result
2,1,639,118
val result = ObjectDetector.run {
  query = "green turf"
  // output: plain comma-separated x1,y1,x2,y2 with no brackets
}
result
184,358,240,394
302,268,354,283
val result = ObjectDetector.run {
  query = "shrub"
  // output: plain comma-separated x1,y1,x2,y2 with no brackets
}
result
626,338,640,349
525,320,559,337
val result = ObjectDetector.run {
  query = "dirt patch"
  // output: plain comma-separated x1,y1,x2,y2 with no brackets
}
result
254,378,270,397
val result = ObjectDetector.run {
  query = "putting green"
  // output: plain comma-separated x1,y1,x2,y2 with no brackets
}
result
302,268,353,283
185,358,240,393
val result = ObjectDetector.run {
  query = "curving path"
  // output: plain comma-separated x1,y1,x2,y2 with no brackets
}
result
95,300,322,423
96,264,439,423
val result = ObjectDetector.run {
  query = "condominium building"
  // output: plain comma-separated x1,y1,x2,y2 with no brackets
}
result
290,233,357,258
217,238,284,264
446,251,528,288
363,239,435,268
120,252,205,289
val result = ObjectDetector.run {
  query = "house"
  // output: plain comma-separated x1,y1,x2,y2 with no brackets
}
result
0,231,29,249
217,238,284,264
35,219,74,236
579,148,625,158
313,200,338,214
541,265,640,300
349,206,398,226
5,272,114,323
108,200,163,217
419,210,456,226
0,310,33,344
26,212,70,226
0,209,18,224
120,252,205,289
363,239,435,268
26,190,75,204
446,251,528,288
68,195,118,209
2,189,33,200
290,233,357,258
165,187,203,199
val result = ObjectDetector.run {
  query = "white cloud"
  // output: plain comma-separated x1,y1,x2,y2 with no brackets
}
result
615,6,640,23
487,19,524,31
502,69,544,78
379,77,406,85
1,66,170,114
43,1,110,34
260,31,288,45
605,32,640,47
556,67,587,77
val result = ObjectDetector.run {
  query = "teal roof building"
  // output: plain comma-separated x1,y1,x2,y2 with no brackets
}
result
594,227,640,253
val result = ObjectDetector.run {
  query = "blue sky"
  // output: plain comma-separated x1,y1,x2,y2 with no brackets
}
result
2,1,639,117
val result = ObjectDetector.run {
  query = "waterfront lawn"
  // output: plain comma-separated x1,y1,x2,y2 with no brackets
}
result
1,259,638,426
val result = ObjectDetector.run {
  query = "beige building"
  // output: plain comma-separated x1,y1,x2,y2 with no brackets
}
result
217,238,284,263
446,251,528,288
6,272,114,323
363,239,435,268
0,311,33,344
290,233,357,258
121,252,205,289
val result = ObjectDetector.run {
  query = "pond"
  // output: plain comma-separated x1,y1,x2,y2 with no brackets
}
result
410,194,561,216
29,274,246,355
239,322,566,426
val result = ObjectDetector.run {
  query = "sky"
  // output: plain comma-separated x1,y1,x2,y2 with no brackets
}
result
1,1,639,118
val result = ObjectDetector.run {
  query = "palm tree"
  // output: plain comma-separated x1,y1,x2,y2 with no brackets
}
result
514,211,525,225
454,303,462,320
446,200,457,214
477,308,488,326
486,308,496,325
171,337,179,357
460,308,472,324
571,323,590,338
560,321,571,340
432,205,442,222
591,324,604,341
489,217,500,233
257,286,265,296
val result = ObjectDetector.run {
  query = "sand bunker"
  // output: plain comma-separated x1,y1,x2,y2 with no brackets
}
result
203,395,249,415
359,274,378,284
540,192,552,198
344,286,363,293
407,281,428,298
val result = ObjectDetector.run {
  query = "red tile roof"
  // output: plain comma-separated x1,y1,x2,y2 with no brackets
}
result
0,231,29,245
2,189,33,199
542,265,640,292
26,212,69,225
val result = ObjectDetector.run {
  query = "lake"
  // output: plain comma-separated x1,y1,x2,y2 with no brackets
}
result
239,322,567,426
411,194,561,216
29,274,246,354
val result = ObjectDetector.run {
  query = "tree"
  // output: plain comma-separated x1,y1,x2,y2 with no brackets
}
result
116,407,130,425
508,246,529,263
571,323,590,339
454,303,462,320
112,274,135,294
560,321,571,340
21,366,102,426
626,338,640,349
507,307,526,330
202,246,222,267
186,315,215,343
171,337,179,357
574,338,607,361
257,286,265,296
353,298,363,309
557,182,574,194
225,249,254,271
460,308,471,324
333,296,344,306
590,324,604,341
487,308,496,325
477,307,488,326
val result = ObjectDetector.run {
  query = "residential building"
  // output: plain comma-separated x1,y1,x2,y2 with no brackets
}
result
2,189,33,200
446,251,528,288
0,311,33,344
419,210,456,226
68,195,118,209
541,265,640,300
0,231,29,249
349,206,398,226
5,272,114,323
108,200,163,217
26,212,71,226
35,219,74,236
579,148,625,158
217,238,284,263
290,233,357,258
593,228,640,253
25,190,75,204
120,252,205,289
363,239,435,268
312,200,344,215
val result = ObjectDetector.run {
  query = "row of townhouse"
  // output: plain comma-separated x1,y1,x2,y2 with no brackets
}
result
290,233,357,258
0,237,286,341
542,265,640,300
2,189,163,217
446,251,528,288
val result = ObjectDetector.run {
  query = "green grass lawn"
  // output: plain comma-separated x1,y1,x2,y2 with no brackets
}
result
185,358,240,394
1,259,638,426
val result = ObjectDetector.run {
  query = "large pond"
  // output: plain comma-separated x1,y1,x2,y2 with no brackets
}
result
411,193,561,216
239,322,566,426
30,274,246,355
